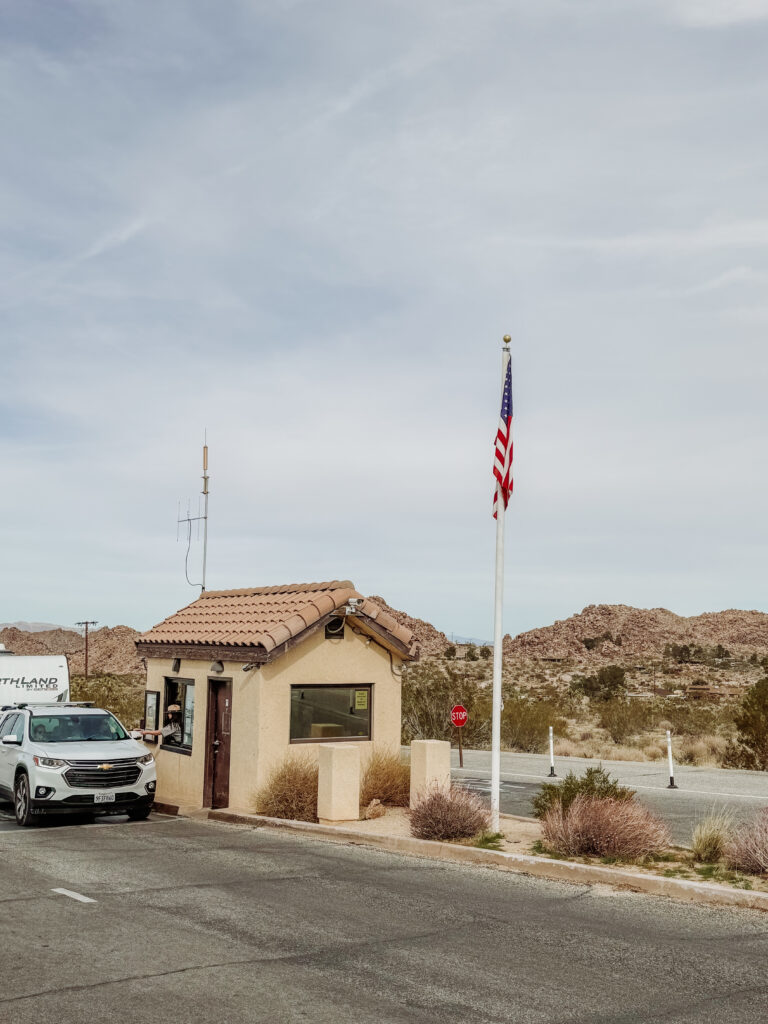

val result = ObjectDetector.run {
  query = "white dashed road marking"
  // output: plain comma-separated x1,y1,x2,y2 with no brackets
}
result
51,888,96,903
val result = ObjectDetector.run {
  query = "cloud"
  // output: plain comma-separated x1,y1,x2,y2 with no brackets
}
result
0,1,767,637
668,0,768,27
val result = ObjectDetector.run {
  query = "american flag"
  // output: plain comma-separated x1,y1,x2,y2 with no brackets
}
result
492,357,513,518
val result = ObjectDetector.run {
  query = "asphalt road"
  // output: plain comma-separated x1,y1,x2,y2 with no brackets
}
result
2,815,768,1023
452,750,768,846
0,800,136,832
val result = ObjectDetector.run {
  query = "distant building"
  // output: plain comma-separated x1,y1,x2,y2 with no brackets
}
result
135,581,418,814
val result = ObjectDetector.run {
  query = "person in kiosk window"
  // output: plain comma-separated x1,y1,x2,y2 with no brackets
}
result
140,703,182,746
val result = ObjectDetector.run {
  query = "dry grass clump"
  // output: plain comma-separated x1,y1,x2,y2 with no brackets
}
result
553,739,581,757
554,731,730,766
604,744,650,762
691,810,734,864
677,735,727,766
542,795,670,859
360,749,410,808
554,737,663,762
640,739,667,761
254,753,318,822
724,810,768,874
410,786,490,841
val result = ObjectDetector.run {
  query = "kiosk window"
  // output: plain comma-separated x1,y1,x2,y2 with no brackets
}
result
290,685,371,742
162,678,195,749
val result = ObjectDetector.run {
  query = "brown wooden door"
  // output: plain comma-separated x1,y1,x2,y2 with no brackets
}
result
207,680,232,809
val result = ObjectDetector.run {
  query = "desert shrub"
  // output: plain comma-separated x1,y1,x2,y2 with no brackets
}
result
465,643,478,662
255,753,318,821
660,701,721,737
360,749,410,807
542,795,670,859
536,682,582,716
570,665,627,702
70,673,145,727
724,810,768,874
691,811,734,863
722,679,768,770
401,662,490,747
479,646,492,661
444,645,456,660
410,785,490,841
598,699,654,742
532,766,635,819
500,694,567,753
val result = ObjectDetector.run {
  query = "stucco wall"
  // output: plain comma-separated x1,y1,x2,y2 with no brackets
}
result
143,624,403,811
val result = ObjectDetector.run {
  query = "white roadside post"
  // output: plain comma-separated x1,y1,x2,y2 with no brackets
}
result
666,729,677,789
548,725,556,778
490,335,513,834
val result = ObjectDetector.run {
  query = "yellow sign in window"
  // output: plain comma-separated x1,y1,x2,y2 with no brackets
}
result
354,690,369,711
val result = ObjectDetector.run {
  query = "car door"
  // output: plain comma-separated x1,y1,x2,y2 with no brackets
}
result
0,713,20,797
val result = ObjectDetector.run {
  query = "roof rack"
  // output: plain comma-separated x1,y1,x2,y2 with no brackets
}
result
13,702,96,711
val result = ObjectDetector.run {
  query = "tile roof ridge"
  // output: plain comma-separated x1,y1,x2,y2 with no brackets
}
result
198,580,356,599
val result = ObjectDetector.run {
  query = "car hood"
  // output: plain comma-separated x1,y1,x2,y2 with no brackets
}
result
33,739,147,761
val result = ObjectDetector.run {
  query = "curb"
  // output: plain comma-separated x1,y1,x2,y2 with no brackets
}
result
207,809,768,913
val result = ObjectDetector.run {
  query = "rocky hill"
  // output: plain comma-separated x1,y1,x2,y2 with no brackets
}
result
503,604,768,662
0,625,142,676
366,596,450,658
2,602,766,677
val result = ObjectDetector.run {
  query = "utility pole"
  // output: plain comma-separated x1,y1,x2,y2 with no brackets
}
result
76,621,98,680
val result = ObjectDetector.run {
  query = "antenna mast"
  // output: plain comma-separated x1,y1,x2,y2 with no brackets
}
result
177,438,209,592
201,439,209,592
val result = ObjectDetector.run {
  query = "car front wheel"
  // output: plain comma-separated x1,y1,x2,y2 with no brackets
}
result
14,773,35,827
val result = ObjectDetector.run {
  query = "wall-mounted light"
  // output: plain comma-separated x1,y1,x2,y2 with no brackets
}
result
210,660,224,674
172,658,181,674
242,663,258,672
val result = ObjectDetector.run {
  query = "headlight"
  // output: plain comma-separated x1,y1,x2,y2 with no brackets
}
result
33,756,67,768
137,752,154,766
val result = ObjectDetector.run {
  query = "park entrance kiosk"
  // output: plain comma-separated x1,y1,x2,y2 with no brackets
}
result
135,581,418,814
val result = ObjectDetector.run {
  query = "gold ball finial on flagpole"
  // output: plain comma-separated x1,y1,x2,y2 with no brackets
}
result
503,334,511,345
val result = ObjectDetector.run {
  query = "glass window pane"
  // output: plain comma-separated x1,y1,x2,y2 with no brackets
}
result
183,683,195,746
290,686,371,741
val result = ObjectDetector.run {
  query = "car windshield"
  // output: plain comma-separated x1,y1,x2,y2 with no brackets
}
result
28,713,129,743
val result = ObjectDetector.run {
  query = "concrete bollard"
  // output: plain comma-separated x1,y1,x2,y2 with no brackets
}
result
410,739,451,808
317,744,361,824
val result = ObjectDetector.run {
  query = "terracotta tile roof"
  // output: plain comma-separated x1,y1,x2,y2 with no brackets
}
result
138,580,417,658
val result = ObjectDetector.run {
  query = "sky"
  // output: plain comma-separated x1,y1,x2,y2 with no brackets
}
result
1,0,767,640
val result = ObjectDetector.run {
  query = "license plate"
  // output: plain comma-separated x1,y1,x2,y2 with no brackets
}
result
94,793,115,804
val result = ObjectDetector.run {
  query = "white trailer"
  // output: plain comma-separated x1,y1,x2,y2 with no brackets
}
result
0,645,70,707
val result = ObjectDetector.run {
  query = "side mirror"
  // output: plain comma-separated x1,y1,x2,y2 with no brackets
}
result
1,734,21,746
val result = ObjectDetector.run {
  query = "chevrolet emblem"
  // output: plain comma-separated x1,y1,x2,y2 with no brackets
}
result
99,764,113,771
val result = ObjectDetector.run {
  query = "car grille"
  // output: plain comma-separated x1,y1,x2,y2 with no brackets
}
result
63,759,141,789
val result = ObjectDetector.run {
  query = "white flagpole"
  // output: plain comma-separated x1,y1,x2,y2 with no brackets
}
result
490,335,511,832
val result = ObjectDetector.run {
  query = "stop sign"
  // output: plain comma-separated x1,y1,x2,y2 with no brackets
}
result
451,705,468,728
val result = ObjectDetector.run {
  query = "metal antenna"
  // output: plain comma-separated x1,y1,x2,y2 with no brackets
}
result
177,437,210,592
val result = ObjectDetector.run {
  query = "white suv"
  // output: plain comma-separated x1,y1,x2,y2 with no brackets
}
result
0,703,156,826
